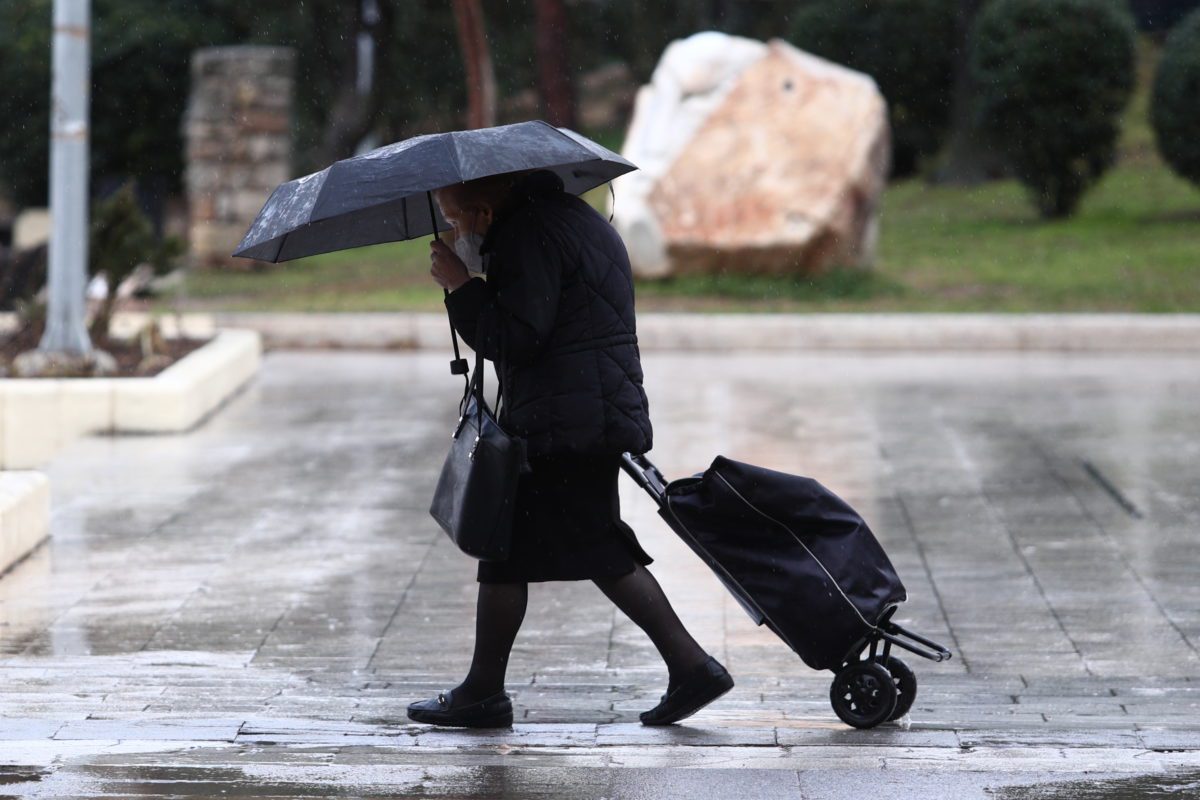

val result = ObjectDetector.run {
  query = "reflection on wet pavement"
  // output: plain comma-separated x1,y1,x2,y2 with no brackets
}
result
1,351,1198,797
18,763,811,799
992,771,1200,799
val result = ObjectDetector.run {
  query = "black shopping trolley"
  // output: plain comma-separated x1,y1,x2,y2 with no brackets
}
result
621,453,952,729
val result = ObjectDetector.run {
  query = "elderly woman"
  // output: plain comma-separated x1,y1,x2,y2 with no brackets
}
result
406,169,732,728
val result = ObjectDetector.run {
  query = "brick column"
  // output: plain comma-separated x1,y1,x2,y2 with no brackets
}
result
184,47,294,269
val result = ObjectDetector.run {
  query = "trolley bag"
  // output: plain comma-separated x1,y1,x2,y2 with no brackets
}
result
658,456,907,670
620,452,952,729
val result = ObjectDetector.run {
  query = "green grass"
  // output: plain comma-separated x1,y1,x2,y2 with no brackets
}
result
169,37,1200,315
180,236,446,312
871,161,1200,312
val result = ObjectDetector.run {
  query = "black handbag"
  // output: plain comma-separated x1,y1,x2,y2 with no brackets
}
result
429,345,527,561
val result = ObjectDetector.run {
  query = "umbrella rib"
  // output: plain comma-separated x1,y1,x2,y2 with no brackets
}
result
538,118,575,144
301,168,335,226
439,135,464,185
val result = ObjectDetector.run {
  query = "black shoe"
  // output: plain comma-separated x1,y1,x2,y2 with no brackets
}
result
640,656,734,726
406,688,514,728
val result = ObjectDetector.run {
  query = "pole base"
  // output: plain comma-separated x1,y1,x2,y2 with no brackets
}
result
12,349,117,378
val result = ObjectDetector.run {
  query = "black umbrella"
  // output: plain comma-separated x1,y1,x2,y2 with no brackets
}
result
232,120,635,378
231,120,635,263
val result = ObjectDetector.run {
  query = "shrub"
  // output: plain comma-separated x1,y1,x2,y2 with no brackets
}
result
789,0,959,178
969,0,1136,218
88,182,183,337
1152,7,1200,187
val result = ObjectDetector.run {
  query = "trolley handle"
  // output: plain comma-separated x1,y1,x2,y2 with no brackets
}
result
620,452,668,505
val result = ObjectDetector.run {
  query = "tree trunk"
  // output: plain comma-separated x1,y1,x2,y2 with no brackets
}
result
929,0,1010,185
452,0,497,129
534,0,577,128
319,0,396,165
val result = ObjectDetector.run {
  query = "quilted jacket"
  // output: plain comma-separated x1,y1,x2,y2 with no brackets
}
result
444,170,653,458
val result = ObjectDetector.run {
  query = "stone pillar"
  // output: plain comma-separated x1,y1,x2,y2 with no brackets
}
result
184,47,294,269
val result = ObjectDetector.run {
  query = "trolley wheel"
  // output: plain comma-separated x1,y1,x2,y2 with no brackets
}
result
882,655,917,721
829,661,898,729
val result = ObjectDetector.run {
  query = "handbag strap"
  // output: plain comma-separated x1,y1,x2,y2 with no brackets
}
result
456,322,504,429
429,188,504,419
428,190,470,389
472,342,487,421
467,325,504,418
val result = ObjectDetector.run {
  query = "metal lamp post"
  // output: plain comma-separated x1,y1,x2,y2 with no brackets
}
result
39,0,92,355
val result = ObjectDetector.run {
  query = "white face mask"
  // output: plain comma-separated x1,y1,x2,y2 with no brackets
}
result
453,231,486,275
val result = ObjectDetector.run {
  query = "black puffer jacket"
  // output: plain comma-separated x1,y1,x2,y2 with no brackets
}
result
445,170,653,458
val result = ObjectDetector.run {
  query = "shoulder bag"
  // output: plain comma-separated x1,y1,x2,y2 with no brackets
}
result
429,342,527,561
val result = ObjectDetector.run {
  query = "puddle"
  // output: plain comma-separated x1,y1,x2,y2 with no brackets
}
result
0,769,43,785
0,768,44,800
7,761,809,799
993,772,1200,799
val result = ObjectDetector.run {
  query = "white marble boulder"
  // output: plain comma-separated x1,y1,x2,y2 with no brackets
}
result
612,32,890,279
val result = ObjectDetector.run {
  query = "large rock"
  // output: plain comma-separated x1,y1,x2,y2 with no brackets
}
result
612,33,889,278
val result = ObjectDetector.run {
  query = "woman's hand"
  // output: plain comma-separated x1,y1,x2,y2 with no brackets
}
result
430,239,471,292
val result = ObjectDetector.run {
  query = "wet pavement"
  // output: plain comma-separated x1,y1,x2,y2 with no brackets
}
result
2,349,1199,798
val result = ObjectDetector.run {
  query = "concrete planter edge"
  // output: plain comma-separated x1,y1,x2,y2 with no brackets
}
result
0,328,262,469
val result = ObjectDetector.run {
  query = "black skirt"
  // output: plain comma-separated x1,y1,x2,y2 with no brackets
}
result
478,454,654,584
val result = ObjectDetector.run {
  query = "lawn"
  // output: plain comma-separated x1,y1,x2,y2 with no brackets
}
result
170,40,1200,315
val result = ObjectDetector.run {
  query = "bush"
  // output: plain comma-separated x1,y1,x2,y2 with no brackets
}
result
0,182,180,327
789,0,959,178
1152,7,1200,188
969,0,1136,218
88,182,183,337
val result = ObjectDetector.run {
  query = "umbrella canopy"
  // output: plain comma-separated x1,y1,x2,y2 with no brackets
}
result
232,120,635,263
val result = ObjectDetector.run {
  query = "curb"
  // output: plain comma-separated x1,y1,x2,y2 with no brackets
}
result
209,312,1200,353
0,329,261,469
0,471,49,576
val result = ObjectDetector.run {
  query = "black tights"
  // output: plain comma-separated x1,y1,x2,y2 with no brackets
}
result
455,582,529,704
453,564,708,704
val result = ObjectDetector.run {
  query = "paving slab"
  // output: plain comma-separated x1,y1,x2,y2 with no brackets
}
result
1,350,1199,797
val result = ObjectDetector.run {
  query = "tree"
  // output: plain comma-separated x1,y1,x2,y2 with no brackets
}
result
930,0,1011,185
451,0,496,129
789,0,959,178
534,0,576,128
970,0,1135,218
0,0,469,207
1152,7,1200,188
313,1,397,165
0,0,222,208
0,0,52,208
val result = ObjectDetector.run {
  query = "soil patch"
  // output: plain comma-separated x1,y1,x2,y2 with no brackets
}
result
1,322,208,378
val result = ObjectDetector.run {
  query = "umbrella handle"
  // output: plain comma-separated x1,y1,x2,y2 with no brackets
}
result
428,191,470,381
